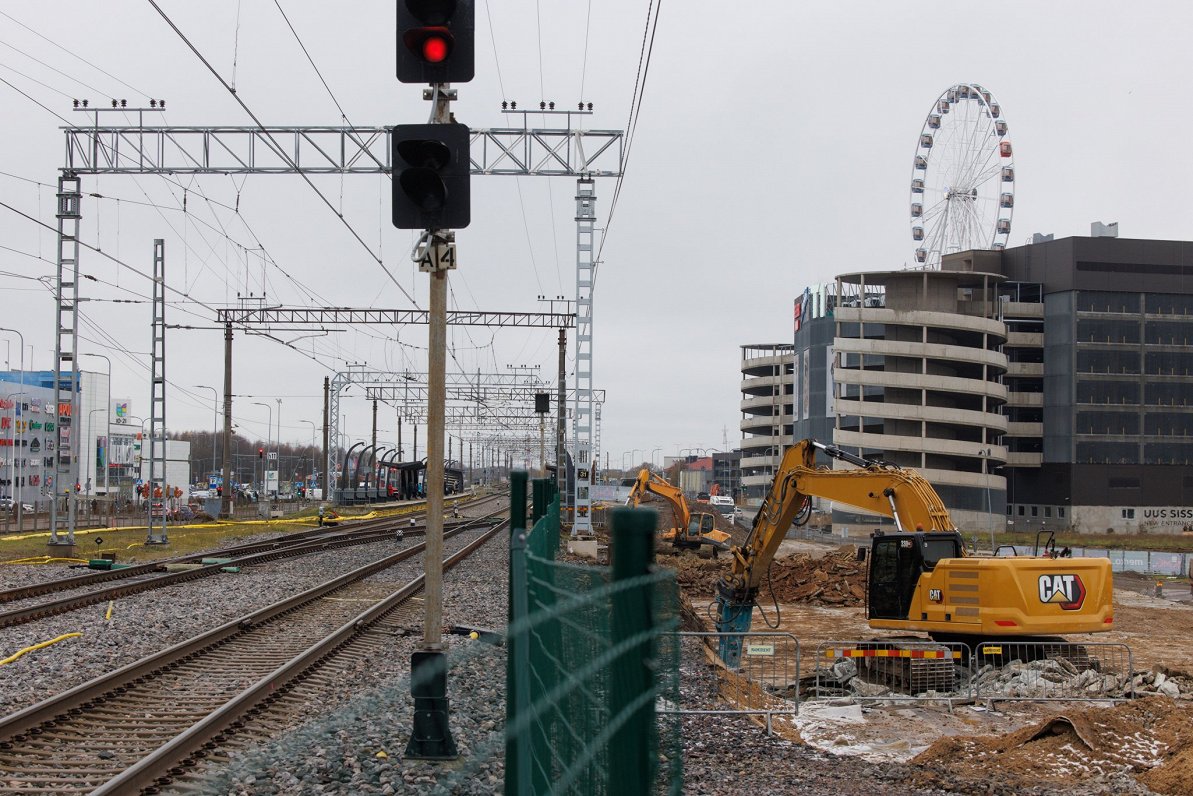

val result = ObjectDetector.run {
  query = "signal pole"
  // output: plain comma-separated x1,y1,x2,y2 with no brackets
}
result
395,0,474,761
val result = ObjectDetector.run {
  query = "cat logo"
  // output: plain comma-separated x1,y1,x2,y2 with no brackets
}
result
1038,574,1086,611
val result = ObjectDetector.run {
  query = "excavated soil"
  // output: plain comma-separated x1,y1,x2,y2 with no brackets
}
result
909,697,1193,795
671,544,867,605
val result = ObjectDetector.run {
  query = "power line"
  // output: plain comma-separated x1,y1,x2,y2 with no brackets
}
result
146,0,421,309
599,0,663,264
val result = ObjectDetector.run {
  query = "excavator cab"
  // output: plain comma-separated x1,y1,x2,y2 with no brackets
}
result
866,532,964,621
686,513,715,543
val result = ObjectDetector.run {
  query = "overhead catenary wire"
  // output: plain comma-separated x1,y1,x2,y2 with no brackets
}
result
1,6,573,437
597,0,663,266
145,0,420,309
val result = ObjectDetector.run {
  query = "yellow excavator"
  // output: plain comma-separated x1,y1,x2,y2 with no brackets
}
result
626,469,731,554
714,439,1114,667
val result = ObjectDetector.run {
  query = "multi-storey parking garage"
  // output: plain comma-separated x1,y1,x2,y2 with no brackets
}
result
738,344,793,503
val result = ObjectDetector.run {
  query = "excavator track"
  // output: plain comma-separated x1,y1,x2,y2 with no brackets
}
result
855,639,963,694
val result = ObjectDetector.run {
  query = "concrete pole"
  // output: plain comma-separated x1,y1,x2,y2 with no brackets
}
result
322,377,330,497
556,328,567,503
221,322,233,518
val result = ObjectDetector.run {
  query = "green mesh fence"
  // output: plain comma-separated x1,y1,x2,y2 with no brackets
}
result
507,473,683,795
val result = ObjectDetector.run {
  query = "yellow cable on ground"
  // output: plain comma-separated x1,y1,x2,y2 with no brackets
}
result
2,556,89,565
105,601,114,621
0,633,83,666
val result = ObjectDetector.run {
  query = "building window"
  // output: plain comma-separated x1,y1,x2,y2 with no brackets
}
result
1058,507,1066,519
1031,506,1038,517
1044,506,1052,518
1121,508,1135,520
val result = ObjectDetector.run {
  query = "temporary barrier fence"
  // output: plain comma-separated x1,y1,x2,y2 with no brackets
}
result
971,641,1135,702
814,640,970,702
658,631,800,734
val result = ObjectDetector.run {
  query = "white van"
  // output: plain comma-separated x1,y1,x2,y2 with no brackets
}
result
708,495,735,519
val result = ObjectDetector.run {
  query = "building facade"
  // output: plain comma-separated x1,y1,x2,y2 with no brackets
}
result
1,370,109,507
769,235,1193,535
739,344,794,504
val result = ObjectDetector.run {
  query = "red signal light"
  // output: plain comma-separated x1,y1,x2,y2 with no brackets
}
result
422,34,449,62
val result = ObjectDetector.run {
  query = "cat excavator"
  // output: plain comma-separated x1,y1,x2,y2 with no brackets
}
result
714,439,1114,669
626,469,731,554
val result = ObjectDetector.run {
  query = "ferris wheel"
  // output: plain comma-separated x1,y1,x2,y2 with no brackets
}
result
910,83,1014,269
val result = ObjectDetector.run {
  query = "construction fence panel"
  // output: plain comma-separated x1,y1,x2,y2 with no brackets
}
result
506,473,683,796
813,640,971,702
657,632,800,734
971,641,1136,702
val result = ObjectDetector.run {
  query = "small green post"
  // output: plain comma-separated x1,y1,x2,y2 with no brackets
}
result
532,478,547,523
608,506,658,795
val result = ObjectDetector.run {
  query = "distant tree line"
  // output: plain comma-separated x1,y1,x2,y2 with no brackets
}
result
168,429,327,486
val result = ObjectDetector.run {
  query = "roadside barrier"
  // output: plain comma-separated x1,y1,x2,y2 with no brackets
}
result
658,631,800,733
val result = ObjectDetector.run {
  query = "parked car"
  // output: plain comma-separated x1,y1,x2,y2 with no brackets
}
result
1,497,32,513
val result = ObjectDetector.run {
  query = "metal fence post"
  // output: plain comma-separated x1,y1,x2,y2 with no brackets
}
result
608,507,657,794
532,477,546,524
504,471,530,796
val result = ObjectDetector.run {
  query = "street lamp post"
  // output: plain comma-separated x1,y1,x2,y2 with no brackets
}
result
980,448,993,554
252,402,272,505
79,353,112,508
4,391,29,530
0,327,26,530
194,386,218,489
301,419,317,498
275,397,282,497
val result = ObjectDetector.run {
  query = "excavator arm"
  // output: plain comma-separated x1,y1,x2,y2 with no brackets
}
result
626,468,690,532
715,438,958,665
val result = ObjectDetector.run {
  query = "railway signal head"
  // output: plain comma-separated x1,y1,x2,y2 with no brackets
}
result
391,122,470,229
396,0,474,84
258,448,264,459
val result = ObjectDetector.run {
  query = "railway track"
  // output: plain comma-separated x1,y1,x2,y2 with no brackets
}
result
0,493,505,629
0,516,507,794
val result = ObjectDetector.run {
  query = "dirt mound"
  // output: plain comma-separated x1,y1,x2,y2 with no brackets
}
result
763,547,866,605
909,696,1193,794
667,545,866,607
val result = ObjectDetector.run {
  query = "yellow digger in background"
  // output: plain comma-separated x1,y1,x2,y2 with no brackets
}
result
626,469,731,555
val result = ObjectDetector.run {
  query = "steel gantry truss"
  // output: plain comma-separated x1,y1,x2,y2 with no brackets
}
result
52,121,621,540
330,369,597,483
216,307,576,328
62,126,623,177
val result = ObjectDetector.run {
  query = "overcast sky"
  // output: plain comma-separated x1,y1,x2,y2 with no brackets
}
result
2,0,1191,472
